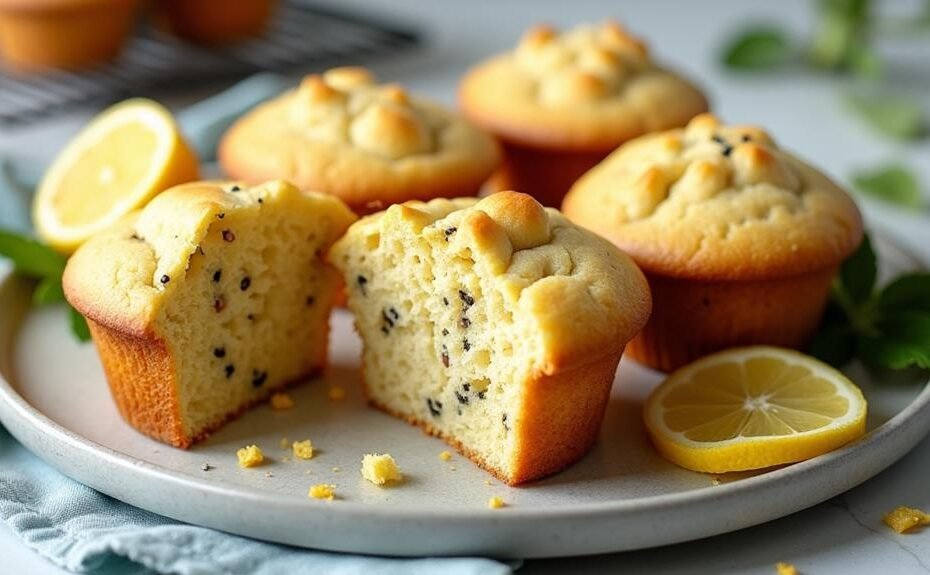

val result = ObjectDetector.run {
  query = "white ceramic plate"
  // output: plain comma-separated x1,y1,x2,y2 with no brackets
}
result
1,235,928,559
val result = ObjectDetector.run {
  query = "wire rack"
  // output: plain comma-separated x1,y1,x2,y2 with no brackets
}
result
0,2,419,125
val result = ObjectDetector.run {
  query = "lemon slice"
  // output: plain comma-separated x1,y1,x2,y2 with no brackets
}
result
34,99,199,253
644,346,867,473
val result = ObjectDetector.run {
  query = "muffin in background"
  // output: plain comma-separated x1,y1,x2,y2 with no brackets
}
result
220,66,500,215
562,114,863,372
154,0,275,45
459,21,708,207
0,0,138,71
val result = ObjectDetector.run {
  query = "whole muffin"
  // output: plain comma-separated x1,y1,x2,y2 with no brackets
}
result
220,67,500,215
0,0,138,71
562,114,863,372
459,21,708,207
331,191,651,484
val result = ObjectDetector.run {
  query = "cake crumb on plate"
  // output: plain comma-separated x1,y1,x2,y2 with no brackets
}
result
237,445,264,468
270,392,294,410
883,506,930,533
309,484,336,501
361,454,402,485
488,496,506,509
775,562,798,575
292,440,314,460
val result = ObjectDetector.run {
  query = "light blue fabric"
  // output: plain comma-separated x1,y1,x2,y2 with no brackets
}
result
0,76,517,575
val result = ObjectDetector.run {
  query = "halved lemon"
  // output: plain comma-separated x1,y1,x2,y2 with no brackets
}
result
33,98,199,253
644,346,867,473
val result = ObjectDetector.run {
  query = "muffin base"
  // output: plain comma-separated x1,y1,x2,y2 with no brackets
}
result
364,348,623,486
0,1,137,71
87,318,324,448
489,141,610,208
628,267,837,373
155,0,276,44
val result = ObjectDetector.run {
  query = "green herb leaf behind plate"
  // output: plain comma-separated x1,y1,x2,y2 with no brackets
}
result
721,27,794,70
0,229,67,279
846,93,925,140
852,164,922,209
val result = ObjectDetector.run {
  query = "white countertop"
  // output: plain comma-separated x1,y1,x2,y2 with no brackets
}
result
3,0,930,573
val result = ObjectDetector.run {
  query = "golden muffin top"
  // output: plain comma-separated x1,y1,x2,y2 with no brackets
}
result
562,114,864,280
332,191,652,369
63,180,356,335
458,21,708,151
219,67,500,214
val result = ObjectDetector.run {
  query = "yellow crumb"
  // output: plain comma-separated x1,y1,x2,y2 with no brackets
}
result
883,506,930,534
270,392,294,410
328,386,346,401
449,466,457,471
308,484,336,501
439,451,452,461
488,496,506,509
484,479,493,486
361,453,403,485
279,437,289,449
292,440,314,460
775,562,798,575
236,445,264,468
332,466,342,473
711,477,721,486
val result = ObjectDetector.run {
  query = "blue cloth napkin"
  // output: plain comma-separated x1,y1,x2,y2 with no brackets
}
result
0,76,517,575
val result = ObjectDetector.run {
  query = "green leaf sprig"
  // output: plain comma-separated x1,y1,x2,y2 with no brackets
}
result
720,0,927,141
0,229,90,342
851,163,923,210
810,234,930,370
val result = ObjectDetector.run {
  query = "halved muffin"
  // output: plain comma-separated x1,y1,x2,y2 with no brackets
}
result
331,191,651,484
64,180,356,447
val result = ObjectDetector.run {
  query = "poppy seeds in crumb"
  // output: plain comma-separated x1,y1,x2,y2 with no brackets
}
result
160,274,170,285
213,347,226,358
225,364,235,378
240,277,251,291
213,270,222,283
222,230,235,242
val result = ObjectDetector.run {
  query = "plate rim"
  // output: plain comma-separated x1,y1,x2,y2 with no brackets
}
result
1,231,929,557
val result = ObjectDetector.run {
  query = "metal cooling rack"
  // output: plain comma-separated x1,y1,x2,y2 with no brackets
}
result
0,2,419,125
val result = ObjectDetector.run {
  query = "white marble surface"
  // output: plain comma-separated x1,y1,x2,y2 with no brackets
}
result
2,0,930,573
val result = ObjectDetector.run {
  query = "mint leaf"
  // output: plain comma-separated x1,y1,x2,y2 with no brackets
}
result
838,234,876,306
0,229,66,279
33,277,65,306
810,322,857,367
69,306,91,342
722,28,794,70
847,43,884,78
846,93,925,140
859,312,930,369
852,164,922,209
879,273,930,313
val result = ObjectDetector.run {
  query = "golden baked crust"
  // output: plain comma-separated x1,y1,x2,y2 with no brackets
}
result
563,114,864,280
219,67,501,214
334,191,651,484
459,21,708,152
64,180,355,446
339,192,651,371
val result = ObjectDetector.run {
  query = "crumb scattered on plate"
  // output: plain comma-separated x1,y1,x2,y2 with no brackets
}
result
488,496,506,509
264,471,274,478
361,453,402,485
309,484,336,501
236,445,264,468
883,506,930,534
439,451,452,461
292,440,314,460
201,463,213,472
270,392,294,410
279,437,289,449
775,562,798,575
328,386,346,401
332,466,342,473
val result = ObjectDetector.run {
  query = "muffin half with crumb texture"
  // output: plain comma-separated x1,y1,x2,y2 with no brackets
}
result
64,180,356,447
332,191,651,484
